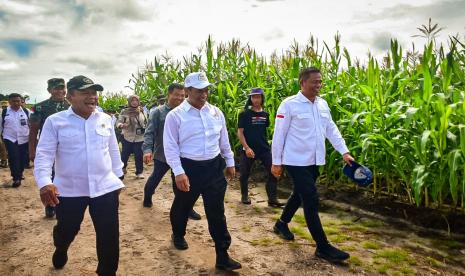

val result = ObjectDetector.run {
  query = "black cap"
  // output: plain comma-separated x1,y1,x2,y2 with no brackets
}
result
47,78,65,89
66,75,104,91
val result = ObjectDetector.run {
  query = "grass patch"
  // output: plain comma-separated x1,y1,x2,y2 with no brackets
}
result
346,224,370,233
292,214,306,226
242,225,251,233
253,206,263,214
425,256,446,268
288,241,300,249
251,237,283,246
398,265,415,275
340,244,357,251
271,214,280,221
360,219,385,228
362,241,382,250
328,233,351,243
323,225,340,235
375,263,390,274
290,226,312,241
348,256,363,267
375,248,416,267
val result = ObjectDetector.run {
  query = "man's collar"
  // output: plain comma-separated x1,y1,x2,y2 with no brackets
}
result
65,106,98,118
297,91,319,103
180,100,210,112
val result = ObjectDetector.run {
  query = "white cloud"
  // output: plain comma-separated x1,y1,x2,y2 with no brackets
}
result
0,61,18,71
0,0,463,102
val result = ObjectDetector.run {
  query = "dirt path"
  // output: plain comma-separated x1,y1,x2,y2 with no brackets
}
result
1,161,465,275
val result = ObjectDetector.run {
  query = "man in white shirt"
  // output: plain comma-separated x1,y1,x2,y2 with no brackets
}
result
0,93,30,187
34,75,124,275
271,67,355,263
163,72,241,271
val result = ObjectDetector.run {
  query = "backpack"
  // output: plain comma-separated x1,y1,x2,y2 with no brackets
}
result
2,107,30,128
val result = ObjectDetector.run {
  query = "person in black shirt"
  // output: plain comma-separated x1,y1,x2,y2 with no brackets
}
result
237,88,284,207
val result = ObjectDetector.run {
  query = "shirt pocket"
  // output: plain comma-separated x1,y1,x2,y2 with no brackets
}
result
58,128,80,146
95,127,111,149
294,112,316,136
318,110,332,132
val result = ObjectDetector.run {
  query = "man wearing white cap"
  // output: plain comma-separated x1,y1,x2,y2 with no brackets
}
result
163,72,241,271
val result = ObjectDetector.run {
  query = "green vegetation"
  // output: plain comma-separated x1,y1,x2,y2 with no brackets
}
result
362,240,382,250
102,21,465,211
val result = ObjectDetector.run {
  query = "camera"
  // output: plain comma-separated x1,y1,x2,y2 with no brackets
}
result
136,128,145,135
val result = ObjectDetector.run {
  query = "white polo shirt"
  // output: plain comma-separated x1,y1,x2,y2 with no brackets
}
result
163,100,235,176
272,92,349,166
34,108,124,198
0,107,30,145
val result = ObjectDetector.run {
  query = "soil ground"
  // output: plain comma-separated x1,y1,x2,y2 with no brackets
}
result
1,160,465,275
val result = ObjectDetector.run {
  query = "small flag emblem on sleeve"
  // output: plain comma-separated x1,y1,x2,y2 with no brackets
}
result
276,114,285,118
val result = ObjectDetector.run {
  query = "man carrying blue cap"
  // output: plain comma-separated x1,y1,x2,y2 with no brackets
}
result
271,67,355,263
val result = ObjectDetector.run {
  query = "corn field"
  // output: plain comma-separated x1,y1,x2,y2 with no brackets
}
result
101,33,465,211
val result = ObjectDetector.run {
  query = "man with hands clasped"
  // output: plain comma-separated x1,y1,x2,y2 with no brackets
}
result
163,72,241,271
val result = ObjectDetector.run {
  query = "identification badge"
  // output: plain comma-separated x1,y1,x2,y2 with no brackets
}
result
20,118,27,126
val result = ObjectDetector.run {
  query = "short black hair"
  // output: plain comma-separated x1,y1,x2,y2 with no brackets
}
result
8,93,22,99
298,67,321,85
168,83,184,93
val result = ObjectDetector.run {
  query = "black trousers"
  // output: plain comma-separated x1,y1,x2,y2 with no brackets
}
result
3,139,28,181
54,190,120,275
280,165,329,248
143,159,174,199
239,150,278,200
121,139,143,175
170,155,231,253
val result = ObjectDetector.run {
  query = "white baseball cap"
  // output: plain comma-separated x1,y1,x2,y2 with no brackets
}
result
184,72,211,89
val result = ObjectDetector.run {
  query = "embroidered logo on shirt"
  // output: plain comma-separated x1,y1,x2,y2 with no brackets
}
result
276,114,285,119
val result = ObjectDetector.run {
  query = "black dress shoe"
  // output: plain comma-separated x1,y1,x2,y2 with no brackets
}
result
216,253,242,271
268,199,285,207
12,180,21,188
172,234,188,250
52,247,68,269
273,220,295,241
315,244,350,262
188,209,201,220
241,194,251,204
45,206,55,218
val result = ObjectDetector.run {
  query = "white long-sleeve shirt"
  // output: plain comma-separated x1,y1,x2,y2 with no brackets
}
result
163,100,234,176
34,107,124,198
0,107,30,144
272,92,349,166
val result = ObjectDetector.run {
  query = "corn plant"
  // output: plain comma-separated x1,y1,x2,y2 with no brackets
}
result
102,31,465,211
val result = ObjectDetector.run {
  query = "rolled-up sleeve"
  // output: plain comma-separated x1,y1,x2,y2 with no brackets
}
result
163,112,184,176
218,110,234,168
272,102,291,165
33,118,57,189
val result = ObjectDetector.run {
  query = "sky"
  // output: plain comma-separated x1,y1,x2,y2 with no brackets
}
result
0,0,464,103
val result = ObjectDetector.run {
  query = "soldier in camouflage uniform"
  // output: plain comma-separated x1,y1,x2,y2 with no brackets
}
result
29,78,69,218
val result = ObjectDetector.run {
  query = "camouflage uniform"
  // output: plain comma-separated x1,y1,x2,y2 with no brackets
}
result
29,99,70,132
